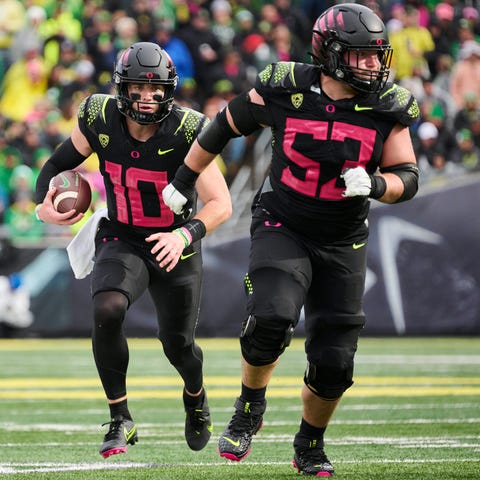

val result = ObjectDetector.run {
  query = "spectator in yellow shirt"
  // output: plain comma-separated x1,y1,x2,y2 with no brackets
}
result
389,6,435,80
0,49,50,122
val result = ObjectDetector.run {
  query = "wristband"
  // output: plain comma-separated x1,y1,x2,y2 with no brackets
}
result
174,227,191,247
369,175,387,199
173,219,207,247
35,204,44,222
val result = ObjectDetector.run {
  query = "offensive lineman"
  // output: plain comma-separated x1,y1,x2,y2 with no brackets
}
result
162,4,419,476
35,42,231,458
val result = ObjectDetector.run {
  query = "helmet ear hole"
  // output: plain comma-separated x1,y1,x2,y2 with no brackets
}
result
328,41,342,76
330,42,342,53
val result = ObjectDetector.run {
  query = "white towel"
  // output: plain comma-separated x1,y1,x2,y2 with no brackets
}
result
66,208,108,279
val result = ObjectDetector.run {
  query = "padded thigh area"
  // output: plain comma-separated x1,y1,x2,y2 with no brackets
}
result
246,267,306,323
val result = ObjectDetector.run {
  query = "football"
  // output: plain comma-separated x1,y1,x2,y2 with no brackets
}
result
49,170,92,214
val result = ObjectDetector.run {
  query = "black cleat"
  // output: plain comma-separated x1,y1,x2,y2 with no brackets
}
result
292,433,334,476
99,415,138,458
218,397,266,461
184,390,213,451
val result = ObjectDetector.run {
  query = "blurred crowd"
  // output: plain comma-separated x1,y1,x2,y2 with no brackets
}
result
0,0,479,245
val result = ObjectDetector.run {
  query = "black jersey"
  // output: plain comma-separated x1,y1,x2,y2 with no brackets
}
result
78,94,209,234
252,62,419,243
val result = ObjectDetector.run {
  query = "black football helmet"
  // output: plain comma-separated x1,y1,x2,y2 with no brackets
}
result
113,42,178,124
311,3,392,94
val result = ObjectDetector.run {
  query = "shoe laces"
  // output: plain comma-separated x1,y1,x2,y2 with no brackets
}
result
186,407,208,430
228,406,261,435
297,439,329,464
102,418,124,441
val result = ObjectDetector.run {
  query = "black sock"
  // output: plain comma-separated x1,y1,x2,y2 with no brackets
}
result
240,383,267,403
298,417,326,440
183,387,205,408
109,399,132,420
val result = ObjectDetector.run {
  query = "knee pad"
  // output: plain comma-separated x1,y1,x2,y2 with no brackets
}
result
240,315,295,366
93,291,128,330
162,341,185,366
160,336,203,367
160,335,187,364
304,360,354,399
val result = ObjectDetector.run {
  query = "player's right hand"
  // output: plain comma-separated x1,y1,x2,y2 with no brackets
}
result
36,188,84,225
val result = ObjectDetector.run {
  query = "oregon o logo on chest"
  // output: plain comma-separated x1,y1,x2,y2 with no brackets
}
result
326,104,335,113
131,150,140,159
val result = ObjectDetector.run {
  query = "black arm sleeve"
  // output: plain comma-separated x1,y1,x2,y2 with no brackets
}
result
197,108,240,154
34,138,88,203
227,91,272,133
197,91,272,154
380,163,419,203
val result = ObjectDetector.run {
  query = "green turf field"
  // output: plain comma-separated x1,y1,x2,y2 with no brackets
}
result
0,337,479,479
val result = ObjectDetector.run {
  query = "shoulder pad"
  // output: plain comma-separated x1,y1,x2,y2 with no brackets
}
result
256,62,320,92
171,105,208,143
375,83,420,127
179,105,205,124
78,94,115,127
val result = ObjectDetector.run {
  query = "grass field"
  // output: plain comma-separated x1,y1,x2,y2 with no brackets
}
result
0,337,479,479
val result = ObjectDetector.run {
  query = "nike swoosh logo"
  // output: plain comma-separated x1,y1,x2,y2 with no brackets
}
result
353,242,366,250
124,426,137,442
222,436,240,447
354,104,373,112
59,175,71,188
180,251,197,261
158,148,174,155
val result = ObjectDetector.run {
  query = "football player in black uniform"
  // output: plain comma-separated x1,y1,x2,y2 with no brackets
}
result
35,42,231,458
162,4,419,476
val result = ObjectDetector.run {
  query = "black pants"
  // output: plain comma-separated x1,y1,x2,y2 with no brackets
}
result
90,219,204,400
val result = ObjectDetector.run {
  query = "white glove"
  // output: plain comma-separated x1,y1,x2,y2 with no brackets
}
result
162,183,188,215
341,167,372,197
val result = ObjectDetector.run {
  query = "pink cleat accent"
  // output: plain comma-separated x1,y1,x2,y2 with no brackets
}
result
292,458,333,477
101,446,127,458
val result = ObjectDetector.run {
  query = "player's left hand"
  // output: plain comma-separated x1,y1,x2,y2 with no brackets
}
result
146,231,185,272
162,183,189,215
162,164,199,217
341,167,372,197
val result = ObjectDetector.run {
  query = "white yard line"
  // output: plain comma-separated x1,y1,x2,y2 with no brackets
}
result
0,457,479,475
2,432,479,448
1,416,480,433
